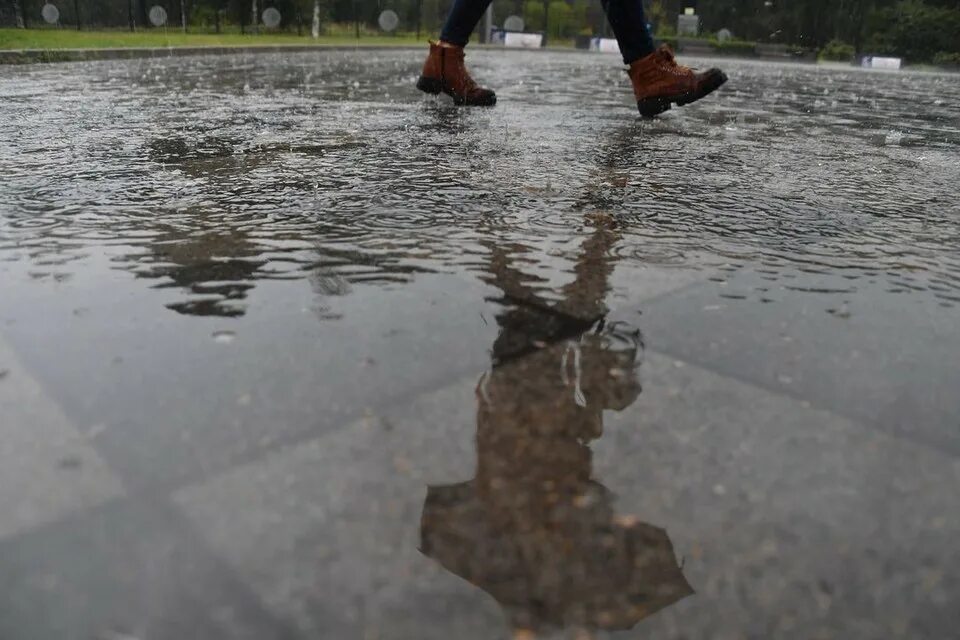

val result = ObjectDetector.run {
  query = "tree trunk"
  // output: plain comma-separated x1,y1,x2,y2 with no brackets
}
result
13,0,25,28
353,0,359,39
311,0,320,38
74,0,81,29
542,0,549,45
416,0,422,40
128,0,135,30
852,0,867,57
180,0,187,31
215,5,220,32
251,0,259,34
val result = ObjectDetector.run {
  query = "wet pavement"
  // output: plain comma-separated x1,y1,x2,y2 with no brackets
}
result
1,49,959,639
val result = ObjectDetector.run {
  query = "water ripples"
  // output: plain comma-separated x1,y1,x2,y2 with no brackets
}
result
1,51,959,316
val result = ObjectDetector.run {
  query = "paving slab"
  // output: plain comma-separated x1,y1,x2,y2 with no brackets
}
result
638,270,960,454
175,350,960,639
1,50,959,639
0,498,294,640
0,335,124,541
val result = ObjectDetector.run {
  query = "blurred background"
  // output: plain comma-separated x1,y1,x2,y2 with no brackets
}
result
1,0,959,67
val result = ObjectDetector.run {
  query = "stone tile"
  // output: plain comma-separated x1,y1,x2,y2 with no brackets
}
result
592,352,960,639
0,498,294,640
638,272,960,455
174,377,505,639
1,272,497,492
0,336,124,541
177,349,960,640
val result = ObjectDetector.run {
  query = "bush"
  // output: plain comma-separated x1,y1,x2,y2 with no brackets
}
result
656,35,678,50
522,0,543,31
933,51,960,68
546,0,572,39
865,0,960,63
655,23,676,39
819,38,855,62
713,39,757,56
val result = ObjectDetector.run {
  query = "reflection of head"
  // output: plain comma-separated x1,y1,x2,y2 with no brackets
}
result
137,228,263,317
420,224,691,635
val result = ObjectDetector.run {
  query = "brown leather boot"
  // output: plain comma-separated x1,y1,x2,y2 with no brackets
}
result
627,45,727,118
416,41,497,107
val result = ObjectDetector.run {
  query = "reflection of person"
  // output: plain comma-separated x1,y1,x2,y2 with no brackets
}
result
416,1,726,117
420,223,692,637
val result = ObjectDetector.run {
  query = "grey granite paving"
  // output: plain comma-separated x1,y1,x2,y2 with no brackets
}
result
1,49,958,638
0,337,124,540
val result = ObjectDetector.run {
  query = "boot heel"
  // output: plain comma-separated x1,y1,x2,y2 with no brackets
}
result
637,97,671,118
416,76,443,95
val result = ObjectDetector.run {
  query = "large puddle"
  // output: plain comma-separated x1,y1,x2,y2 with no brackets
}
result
0,50,958,638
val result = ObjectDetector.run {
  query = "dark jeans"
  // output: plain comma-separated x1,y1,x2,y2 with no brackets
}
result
439,0,656,65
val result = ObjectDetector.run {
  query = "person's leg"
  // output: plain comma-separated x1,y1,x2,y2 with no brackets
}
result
439,0,494,47
600,0,656,65
416,0,497,106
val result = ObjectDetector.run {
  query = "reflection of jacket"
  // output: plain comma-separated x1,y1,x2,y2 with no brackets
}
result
421,226,692,633
477,320,643,508
421,323,692,633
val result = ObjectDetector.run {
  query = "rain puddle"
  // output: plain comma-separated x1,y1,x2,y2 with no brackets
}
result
0,51,958,639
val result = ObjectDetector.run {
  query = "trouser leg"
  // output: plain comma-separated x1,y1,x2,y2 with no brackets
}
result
600,0,657,64
439,0,494,47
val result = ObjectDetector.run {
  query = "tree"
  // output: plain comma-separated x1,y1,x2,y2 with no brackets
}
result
12,0,25,27
522,0,543,30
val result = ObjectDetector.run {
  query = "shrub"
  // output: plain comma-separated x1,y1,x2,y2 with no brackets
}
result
819,38,855,62
865,0,960,63
713,39,757,56
522,0,543,31
933,51,960,68
656,35,678,50
546,0,572,39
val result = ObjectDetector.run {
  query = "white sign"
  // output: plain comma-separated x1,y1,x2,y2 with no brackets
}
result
503,32,543,48
262,7,281,28
503,15,524,32
678,13,699,36
863,56,902,70
378,9,398,32
41,3,60,24
589,37,620,54
148,5,167,26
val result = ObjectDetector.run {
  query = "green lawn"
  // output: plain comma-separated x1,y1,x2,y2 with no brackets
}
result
0,28,424,50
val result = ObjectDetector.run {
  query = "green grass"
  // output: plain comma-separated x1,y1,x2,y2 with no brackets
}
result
0,27,424,50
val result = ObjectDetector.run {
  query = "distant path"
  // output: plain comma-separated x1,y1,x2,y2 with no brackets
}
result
0,44,426,65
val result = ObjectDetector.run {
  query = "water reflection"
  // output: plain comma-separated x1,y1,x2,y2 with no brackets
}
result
127,222,264,317
420,222,692,636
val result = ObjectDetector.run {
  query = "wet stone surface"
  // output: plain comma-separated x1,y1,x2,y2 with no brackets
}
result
1,50,959,639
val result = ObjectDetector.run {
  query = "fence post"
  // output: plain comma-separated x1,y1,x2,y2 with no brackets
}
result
13,0,25,27
416,0,422,40
353,0,359,39
482,4,491,42
542,0,548,45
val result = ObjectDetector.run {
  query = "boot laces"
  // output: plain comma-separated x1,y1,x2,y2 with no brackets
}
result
657,46,692,77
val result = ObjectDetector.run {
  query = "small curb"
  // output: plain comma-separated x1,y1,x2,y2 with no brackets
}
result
0,43,429,65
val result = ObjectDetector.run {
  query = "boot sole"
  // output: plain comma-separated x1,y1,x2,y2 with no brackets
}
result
416,75,497,107
636,69,728,118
